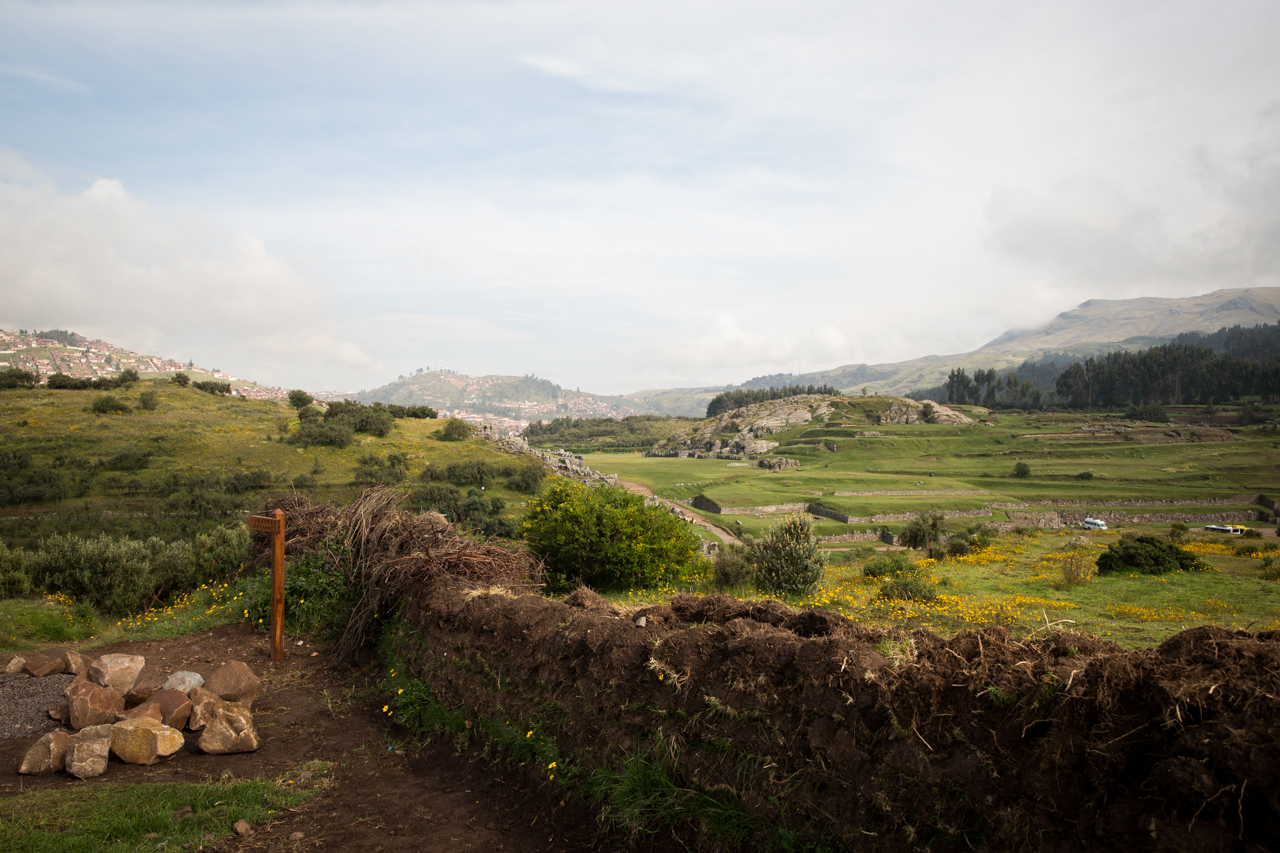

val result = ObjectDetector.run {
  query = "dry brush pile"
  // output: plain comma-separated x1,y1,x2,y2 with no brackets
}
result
247,488,541,659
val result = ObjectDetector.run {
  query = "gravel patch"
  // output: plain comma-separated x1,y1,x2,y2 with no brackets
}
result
0,673,75,739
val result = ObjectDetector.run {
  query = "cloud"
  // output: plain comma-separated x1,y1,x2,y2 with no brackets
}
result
0,62,91,94
985,116,1280,297
0,169,378,387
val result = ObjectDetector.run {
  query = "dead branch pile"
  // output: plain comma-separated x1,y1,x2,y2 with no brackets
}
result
248,487,542,659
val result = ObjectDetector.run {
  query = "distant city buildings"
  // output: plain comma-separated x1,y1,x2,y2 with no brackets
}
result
0,329,288,401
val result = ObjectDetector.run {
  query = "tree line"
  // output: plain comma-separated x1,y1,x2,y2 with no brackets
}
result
912,323,1280,410
705,384,841,418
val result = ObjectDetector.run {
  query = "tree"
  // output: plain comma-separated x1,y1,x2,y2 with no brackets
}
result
1012,461,1031,478
522,479,701,590
920,402,934,422
439,417,473,441
0,368,39,389
752,514,826,595
898,510,945,551
171,372,190,387
288,389,314,410
138,389,159,411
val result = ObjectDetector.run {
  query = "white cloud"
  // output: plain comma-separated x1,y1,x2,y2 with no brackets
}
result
0,170,379,387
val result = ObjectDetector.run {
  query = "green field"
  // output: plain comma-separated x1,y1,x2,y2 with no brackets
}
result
581,404,1278,539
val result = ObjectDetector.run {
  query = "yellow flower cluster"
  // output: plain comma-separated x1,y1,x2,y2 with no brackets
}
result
116,579,246,633
1180,541,1235,556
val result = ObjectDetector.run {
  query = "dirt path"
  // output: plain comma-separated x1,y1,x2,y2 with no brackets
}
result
616,480,742,546
1,624,606,852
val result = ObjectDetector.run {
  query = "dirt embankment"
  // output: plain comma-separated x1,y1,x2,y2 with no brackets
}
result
394,587,1280,852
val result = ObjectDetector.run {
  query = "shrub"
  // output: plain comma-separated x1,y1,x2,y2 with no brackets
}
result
287,389,314,409
877,574,938,602
289,420,354,448
138,389,159,411
419,462,444,483
863,552,913,578
1242,528,1262,539
752,514,826,596
1125,402,1169,422
710,543,753,589
297,405,322,422
245,536,356,638
1096,536,1212,576
90,394,131,414
898,511,945,550
101,448,152,472
1076,471,1093,480
0,367,39,389
507,460,548,494
1012,461,1031,478
1057,547,1094,587
409,483,464,519
1234,541,1277,557
945,538,971,557
445,459,493,486
0,541,33,597
438,417,473,441
352,453,407,486
523,479,701,590
323,400,394,437
1168,522,1189,541
192,380,231,396
458,489,518,538
171,371,190,386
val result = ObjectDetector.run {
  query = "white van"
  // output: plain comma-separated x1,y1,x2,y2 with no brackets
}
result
1202,524,1244,535
1083,517,1108,531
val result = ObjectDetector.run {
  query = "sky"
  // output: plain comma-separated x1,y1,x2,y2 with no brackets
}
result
1,0,1278,395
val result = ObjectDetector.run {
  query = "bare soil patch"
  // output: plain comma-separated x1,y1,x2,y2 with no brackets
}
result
1,623,605,853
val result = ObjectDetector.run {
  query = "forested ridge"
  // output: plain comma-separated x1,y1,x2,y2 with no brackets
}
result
911,323,1280,410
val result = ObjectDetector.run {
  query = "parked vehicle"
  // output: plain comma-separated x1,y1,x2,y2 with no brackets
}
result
1082,517,1108,531
1202,524,1244,534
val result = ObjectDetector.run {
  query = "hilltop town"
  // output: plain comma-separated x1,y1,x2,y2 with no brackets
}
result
0,329,288,402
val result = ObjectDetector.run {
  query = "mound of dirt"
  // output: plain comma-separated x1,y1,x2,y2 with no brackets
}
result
393,585,1280,852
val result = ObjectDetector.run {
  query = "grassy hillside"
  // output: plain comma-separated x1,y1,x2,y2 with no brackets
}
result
0,380,529,548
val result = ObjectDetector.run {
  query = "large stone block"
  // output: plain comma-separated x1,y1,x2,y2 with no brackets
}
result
66,679,125,730
89,654,146,694
197,703,260,754
118,701,163,723
205,661,260,708
162,671,205,694
4,656,26,674
18,730,74,775
66,737,110,779
124,676,165,708
187,687,222,731
111,718,185,765
23,653,66,677
60,650,94,676
153,688,193,730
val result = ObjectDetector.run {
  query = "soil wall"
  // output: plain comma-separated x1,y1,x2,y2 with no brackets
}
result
391,588,1279,852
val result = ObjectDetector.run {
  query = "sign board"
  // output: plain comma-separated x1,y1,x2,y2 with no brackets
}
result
248,509,286,662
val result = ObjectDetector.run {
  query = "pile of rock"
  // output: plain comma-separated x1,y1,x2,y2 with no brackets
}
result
11,650,261,780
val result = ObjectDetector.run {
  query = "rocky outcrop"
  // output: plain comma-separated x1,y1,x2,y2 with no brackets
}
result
883,399,974,425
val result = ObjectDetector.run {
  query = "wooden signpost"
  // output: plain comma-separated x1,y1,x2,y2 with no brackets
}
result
247,509,286,663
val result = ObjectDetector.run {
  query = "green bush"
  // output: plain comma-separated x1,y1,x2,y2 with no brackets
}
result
898,510,945,550
410,483,464,518
1076,471,1094,480
90,394,131,414
1125,402,1169,422
444,459,492,486
287,389,314,409
171,371,190,386
752,514,826,596
289,420,354,448
245,537,356,637
862,552,913,578
19,524,250,616
710,543,753,589
877,574,938,602
507,460,548,493
1234,541,1277,557
0,541,33,597
438,417,473,441
138,389,159,411
1012,461,1031,478
523,479,701,590
1095,536,1212,576
352,452,407,486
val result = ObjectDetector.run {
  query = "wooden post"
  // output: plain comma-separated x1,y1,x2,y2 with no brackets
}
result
248,509,287,663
